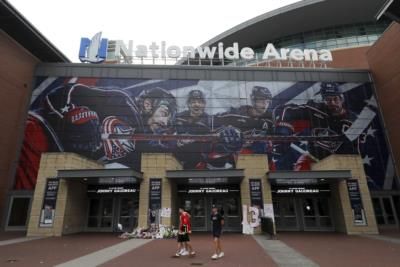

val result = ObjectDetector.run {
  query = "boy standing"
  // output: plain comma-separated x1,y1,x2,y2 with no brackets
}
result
175,208,195,257
210,206,224,260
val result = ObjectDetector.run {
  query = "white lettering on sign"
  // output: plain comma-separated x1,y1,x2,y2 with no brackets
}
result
105,40,333,62
276,187,320,194
188,187,229,194
262,43,332,62
90,187,137,194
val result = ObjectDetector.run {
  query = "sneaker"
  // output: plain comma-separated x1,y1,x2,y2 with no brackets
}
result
181,250,189,256
174,253,180,257
211,254,218,260
189,251,196,257
218,252,224,258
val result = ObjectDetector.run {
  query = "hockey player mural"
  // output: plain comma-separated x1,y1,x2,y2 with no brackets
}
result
15,83,177,189
273,82,358,171
15,77,396,191
213,85,274,169
175,89,213,169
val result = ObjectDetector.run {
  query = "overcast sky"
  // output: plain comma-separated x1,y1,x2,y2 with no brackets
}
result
9,0,301,62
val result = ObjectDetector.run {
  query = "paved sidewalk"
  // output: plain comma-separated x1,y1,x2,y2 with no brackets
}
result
0,236,44,246
101,233,277,267
277,232,400,267
55,238,151,267
253,235,319,267
0,233,125,267
1,231,400,266
0,231,26,241
363,234,400,245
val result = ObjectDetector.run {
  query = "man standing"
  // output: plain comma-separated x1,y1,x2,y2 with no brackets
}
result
175,208,195,257
210,206,224,260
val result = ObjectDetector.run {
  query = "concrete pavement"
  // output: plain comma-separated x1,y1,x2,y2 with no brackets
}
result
0,231,400,267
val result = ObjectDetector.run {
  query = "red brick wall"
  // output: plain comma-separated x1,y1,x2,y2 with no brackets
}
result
327,46,370,69
0,30,39,228
366,22,400,178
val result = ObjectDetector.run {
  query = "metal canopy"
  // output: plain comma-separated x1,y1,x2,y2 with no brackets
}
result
166,169,244,185
202,0,388,49
57,168,143,185
268,170,351,180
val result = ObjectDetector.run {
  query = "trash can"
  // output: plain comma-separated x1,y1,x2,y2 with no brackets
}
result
260,217,276,238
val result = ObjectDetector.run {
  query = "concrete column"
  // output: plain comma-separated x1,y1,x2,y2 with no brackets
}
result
139,153,182,229
237,154,270,234
27,153,103,237
312,154,378,234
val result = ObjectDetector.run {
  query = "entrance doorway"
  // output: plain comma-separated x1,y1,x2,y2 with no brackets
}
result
372,196,399,227
6,195,32,230
178,191,242,232
273,197,334,231
87,196,139,232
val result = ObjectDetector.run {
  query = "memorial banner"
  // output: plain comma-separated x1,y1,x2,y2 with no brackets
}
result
249,179,264,209
39,178,59,227
346,179,367,225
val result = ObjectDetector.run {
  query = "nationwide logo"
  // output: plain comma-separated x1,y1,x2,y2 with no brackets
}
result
79,32,108,63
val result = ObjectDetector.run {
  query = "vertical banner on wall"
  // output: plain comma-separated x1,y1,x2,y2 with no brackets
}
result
39,178,59,227
249,179,264,210
149,178,162,225
346,179,367,226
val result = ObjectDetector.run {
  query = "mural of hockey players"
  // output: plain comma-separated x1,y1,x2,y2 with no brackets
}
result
273,82,358,170
215,85,273,134
15,83,141,189
175,89,213,169
173,88,243,169
134,87,177,150
212,85,274,168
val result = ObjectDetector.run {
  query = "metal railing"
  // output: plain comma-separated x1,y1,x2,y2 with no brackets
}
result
102,54,329,69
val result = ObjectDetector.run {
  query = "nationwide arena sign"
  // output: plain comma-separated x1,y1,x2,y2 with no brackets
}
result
79,32,333,64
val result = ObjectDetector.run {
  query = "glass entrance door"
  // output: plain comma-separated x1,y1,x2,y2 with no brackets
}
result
179,194,242,232
301,197,333,230
184,197,207,231
273,197,333,231
372,197,399,227
273,197,299,231
87,198,114,231
210,196,241,231
116,198,138,232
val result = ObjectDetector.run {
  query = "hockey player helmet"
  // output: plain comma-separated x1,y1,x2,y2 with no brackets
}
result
187,89,205,103
251,86,272,101
318,82,342,99
137,87,176,114
137,87,177,124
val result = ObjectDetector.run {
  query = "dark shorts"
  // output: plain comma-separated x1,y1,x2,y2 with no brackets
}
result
212,228,222,238
177,233,190,242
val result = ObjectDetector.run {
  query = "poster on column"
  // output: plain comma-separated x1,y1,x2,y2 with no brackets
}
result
346,179,367,226
39,178,59,227
249,179,264,210
264,203,275,222
149,178,162,225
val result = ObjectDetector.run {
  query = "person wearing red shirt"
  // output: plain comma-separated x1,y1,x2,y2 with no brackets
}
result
175,208,195,257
